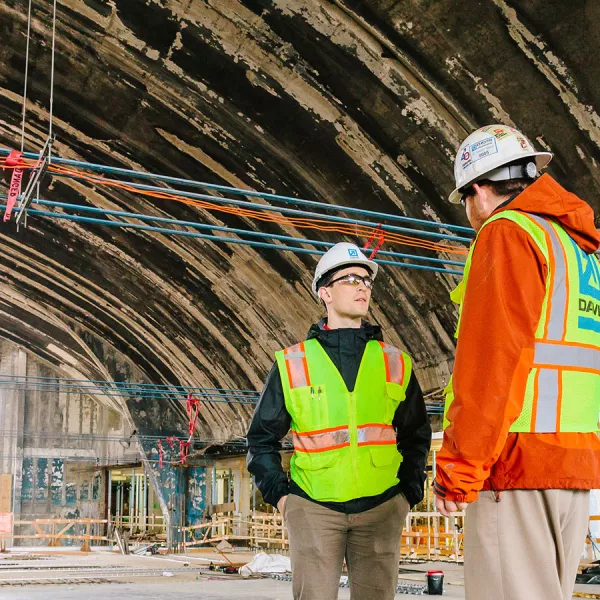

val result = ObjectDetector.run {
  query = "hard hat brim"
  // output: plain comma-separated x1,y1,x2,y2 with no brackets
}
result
448,151,553,204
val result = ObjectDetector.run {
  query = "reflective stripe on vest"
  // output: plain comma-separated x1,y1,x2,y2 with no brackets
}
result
357,423,396,446
284,343,311,388
285,340,405,387
292,425,350,453
379,342,406,385
527,214,568,341
526,214,568,431
291,424,396,453
534,341,600,373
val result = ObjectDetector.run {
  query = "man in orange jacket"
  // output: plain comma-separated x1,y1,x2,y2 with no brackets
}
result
434,124,600,600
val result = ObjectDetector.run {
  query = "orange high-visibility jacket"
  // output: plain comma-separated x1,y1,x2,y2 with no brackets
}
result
435,175,600,503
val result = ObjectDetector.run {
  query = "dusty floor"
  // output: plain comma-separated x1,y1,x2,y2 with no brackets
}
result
0,549,598,599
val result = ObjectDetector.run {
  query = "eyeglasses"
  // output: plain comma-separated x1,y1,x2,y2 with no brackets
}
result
459,185,476,206
327,273,374,289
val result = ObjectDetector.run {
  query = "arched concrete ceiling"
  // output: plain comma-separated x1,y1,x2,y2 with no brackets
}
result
0,0,599,438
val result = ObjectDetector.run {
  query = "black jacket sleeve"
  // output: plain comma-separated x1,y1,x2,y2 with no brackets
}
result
246,363,292,507
392,371,432,507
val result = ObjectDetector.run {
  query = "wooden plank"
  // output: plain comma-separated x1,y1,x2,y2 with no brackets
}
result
0,476,12,513
208,502,236,515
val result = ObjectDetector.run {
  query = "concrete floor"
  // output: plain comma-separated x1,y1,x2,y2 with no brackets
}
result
0,579,465,600
0,551,598,599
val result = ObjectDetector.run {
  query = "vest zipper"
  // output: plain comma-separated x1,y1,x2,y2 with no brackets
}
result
348,391,359,490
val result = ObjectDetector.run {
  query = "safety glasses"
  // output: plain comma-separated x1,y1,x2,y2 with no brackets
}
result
460,184,478,206
327,273,374,289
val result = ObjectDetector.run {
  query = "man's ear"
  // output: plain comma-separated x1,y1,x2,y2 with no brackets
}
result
318,287,331,306
473,182,488,203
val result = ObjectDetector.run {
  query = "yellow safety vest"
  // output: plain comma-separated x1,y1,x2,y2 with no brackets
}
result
444,210,600,433
276,338,412,502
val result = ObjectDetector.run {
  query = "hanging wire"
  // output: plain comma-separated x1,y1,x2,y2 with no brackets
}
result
20,0,33,152
48,0,58,159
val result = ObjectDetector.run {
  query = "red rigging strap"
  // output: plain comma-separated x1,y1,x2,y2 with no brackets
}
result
363,223,385,258
179,440,191,464
378,342,406,385
157,440,163,469
186,394,202,438
284,342,311,388
5,150,23,167
3,150,24,222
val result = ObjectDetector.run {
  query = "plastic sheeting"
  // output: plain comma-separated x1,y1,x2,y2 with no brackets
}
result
240,552,291,577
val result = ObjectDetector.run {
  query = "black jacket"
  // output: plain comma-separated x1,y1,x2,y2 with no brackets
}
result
246,320,432,513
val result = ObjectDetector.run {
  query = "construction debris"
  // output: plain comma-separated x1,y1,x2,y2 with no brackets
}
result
270,573,428,594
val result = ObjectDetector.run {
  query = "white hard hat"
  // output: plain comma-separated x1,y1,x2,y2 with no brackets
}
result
449,124,553,204
312,243,378,295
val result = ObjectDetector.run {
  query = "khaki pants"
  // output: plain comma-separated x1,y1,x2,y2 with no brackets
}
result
465,489,590,600
284,493,409,600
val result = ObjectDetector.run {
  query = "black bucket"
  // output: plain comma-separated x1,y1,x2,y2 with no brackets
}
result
427,570,444,595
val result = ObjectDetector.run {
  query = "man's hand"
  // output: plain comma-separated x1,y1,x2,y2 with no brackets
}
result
277,495,288,515
435,496,468,517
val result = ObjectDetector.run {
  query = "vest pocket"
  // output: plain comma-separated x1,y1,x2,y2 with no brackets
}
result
368,446,401,489
294,450,338,470
369,446,397,467
289,385,329,430
293,450,339,500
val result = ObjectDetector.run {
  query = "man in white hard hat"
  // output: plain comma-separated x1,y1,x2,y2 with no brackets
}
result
434,124,600,600
247,242,431,600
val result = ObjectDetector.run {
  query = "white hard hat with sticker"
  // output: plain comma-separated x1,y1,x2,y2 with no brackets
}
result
448,124,553,204
312,243,378,295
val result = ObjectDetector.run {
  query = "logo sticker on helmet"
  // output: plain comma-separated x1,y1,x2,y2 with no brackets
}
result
461,136,498,169
461,148,471,162
348,248,359,258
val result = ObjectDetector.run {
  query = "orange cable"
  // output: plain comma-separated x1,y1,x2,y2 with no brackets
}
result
1,159,469,256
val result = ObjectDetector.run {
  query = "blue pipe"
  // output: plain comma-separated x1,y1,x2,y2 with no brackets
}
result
2,374,259,394
0,384,257,404
11,197,464,268
46,172,472,244
0,147,474,235
16,206,464,275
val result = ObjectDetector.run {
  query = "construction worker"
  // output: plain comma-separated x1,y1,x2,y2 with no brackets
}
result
247,242,431,600
434,124,600,600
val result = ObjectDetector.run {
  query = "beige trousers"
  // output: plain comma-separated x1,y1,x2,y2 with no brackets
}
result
284,493,409,600
465,489,590,600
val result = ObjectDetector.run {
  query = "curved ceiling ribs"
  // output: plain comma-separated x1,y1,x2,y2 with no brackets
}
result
0,0,599,439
